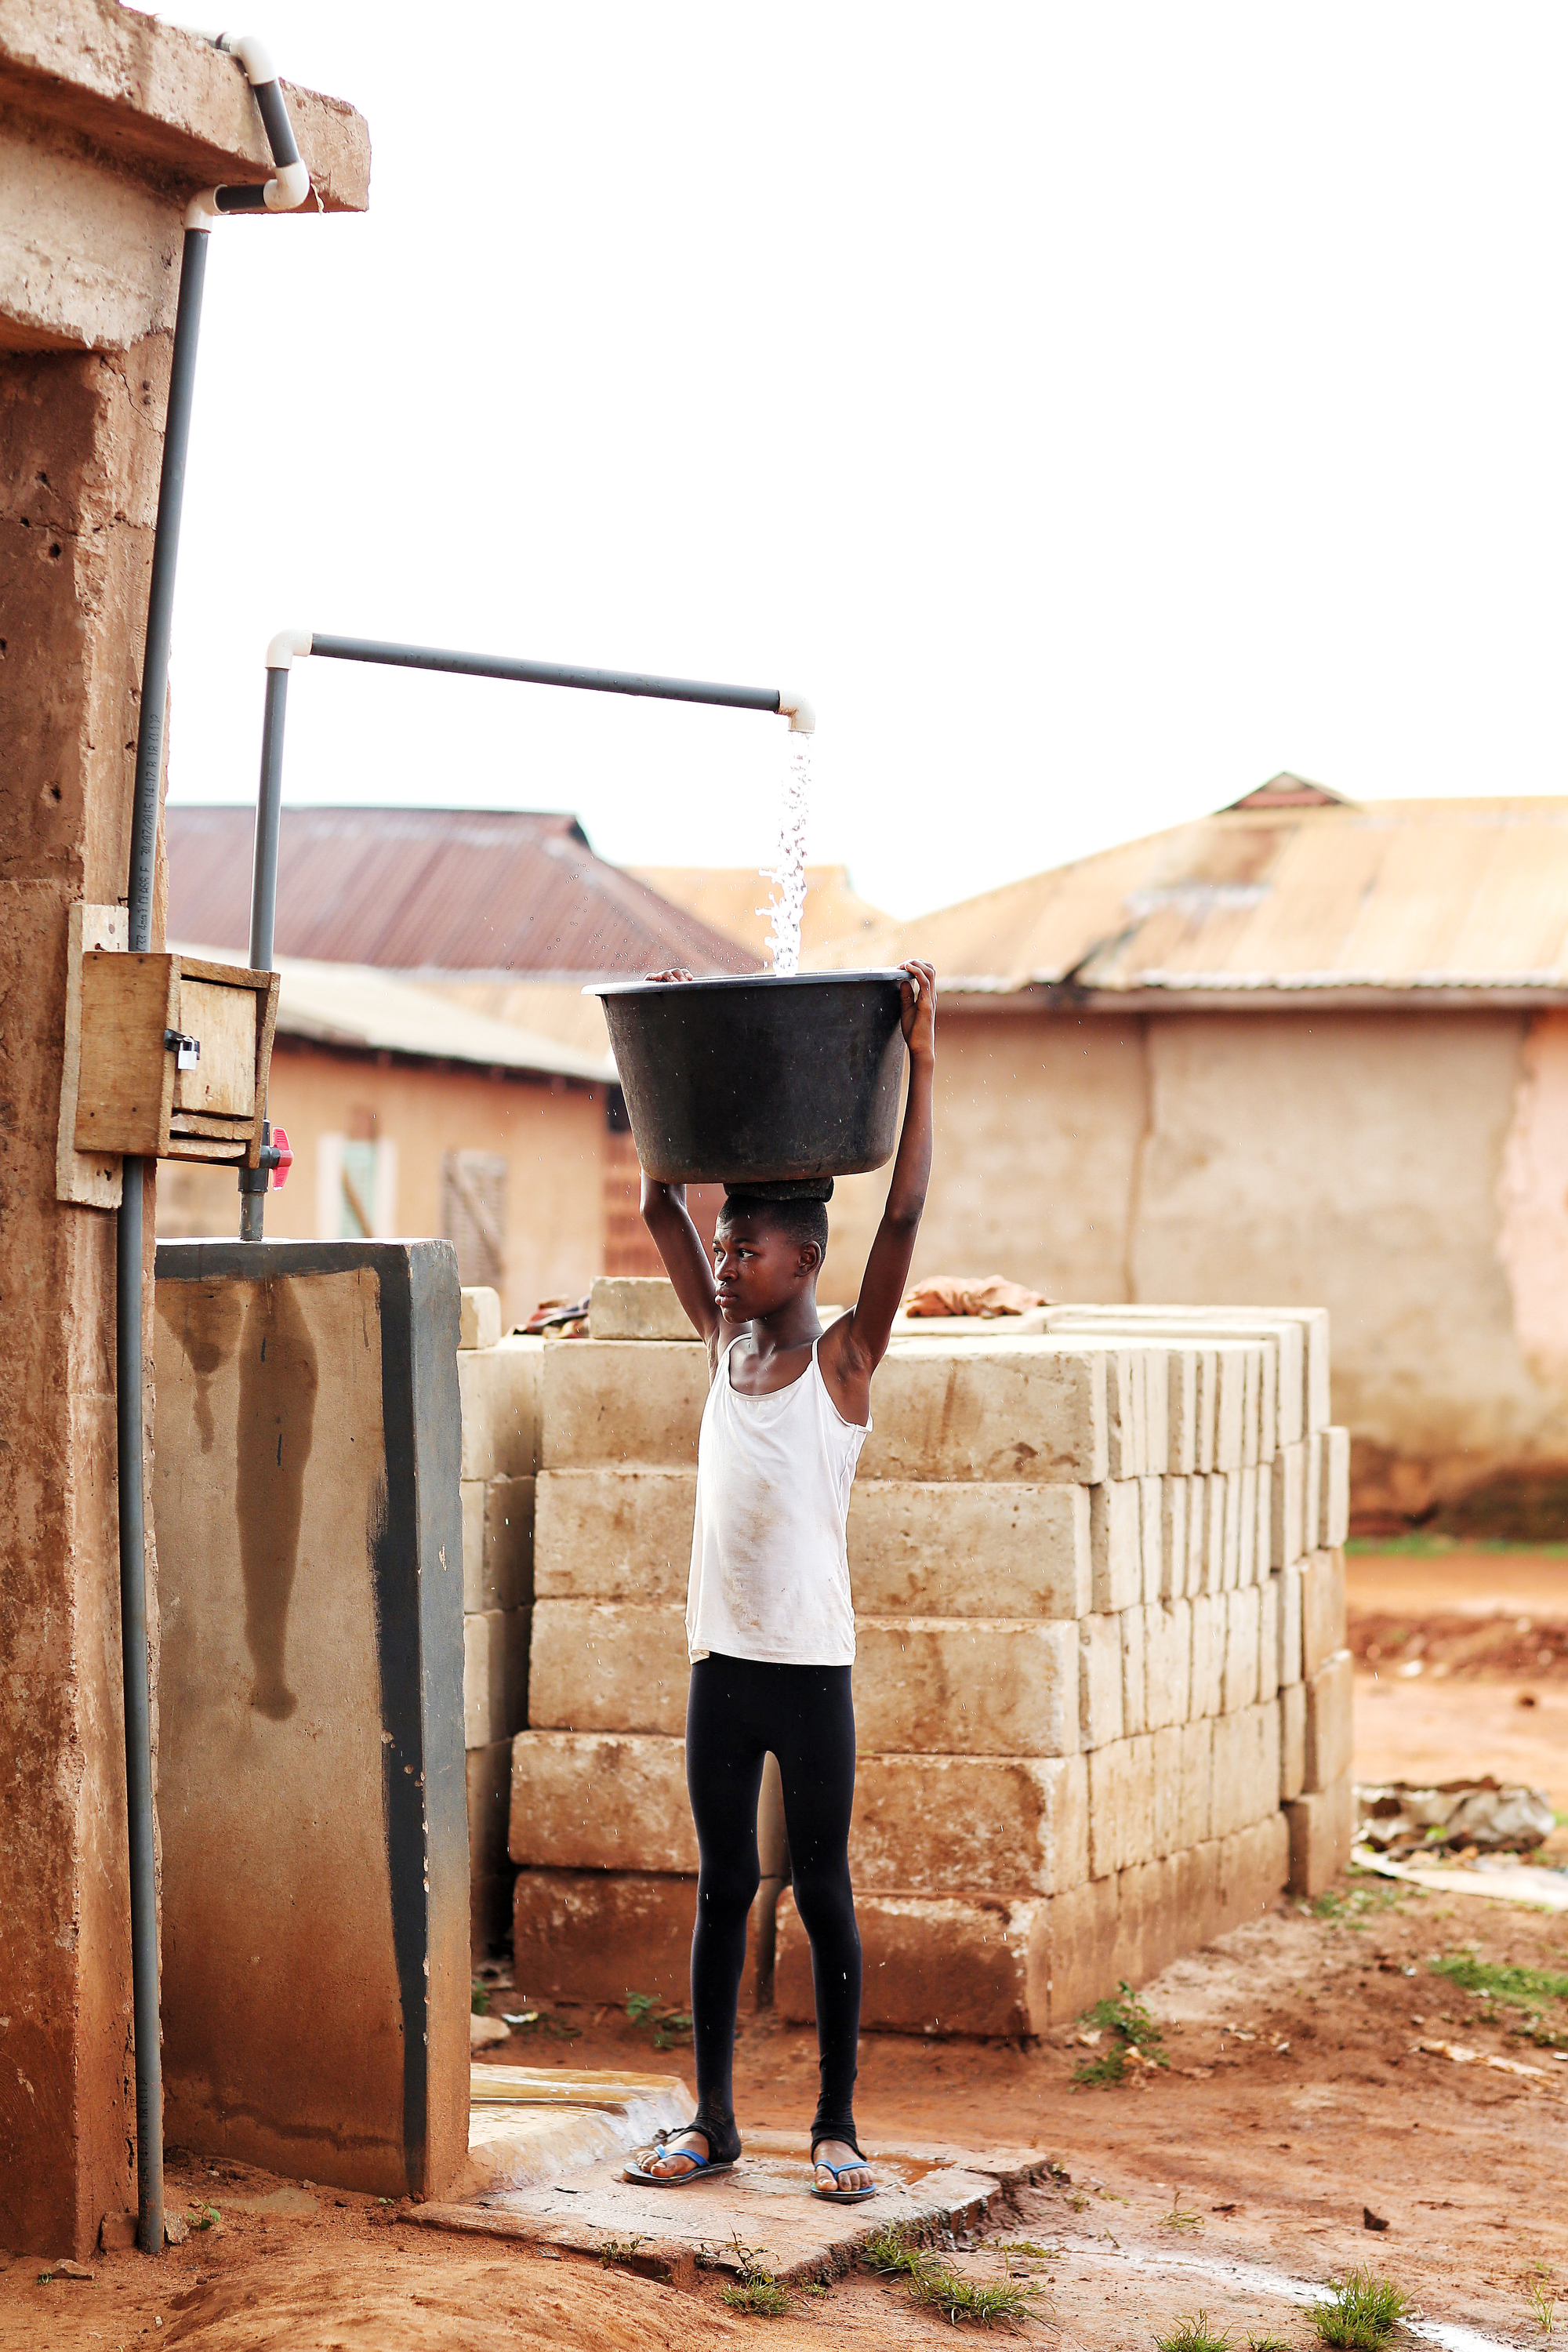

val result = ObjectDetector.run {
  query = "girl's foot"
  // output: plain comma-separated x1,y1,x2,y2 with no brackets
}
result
643,2126,710,2179
812,2136,873,2194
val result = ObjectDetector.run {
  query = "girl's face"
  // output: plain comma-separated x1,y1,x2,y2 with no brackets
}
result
713,1212,818,1321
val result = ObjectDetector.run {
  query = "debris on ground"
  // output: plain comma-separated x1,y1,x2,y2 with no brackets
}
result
1357,1777,1556,1856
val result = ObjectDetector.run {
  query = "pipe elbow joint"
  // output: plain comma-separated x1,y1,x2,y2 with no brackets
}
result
218,31,278,84
263,158,311,210
777,688,815,736
184,187,222,230
266,627,314,671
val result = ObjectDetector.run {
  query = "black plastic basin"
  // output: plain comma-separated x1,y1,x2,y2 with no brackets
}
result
589,971,907,1185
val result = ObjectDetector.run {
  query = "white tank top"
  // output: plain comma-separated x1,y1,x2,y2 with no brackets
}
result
686,1331,870,1668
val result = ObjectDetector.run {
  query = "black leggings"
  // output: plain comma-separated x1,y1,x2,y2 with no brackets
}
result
685,1653,861,2154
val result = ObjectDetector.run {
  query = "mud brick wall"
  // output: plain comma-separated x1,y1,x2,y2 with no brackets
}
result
503,1291,1354,2036
456,1291,541,1958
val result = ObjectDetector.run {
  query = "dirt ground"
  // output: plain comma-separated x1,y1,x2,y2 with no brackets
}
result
5,1552,1566,2350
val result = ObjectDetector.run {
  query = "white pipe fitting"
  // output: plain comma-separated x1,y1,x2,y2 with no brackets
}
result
263,158,310,210
184,189,222,230
217,31,278,83
777,688,815,736
266,628,314,670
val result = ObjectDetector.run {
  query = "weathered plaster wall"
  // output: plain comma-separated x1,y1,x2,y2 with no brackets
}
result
825,1011,1148,1306
153,1243,468,2198
1134,1011,1556,1518
1499,1010,1568,1399
0,337,168,2258
0,1,370,2256
157,1045,607,1330
824,1004,1568,1520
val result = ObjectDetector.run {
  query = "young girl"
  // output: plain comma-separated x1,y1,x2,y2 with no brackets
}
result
626,960,936,2204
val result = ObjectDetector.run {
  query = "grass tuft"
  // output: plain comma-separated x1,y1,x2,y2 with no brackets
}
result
597,2233,644,2269
721,2277,792,2317
470,1979,489,2016
624,1988,694,2049
1312,2267,1410,2350
1527,2281,1558,2334
1160,2192,1205,2236
863,2222,1040,2325
1154,2312,1232,2352
1073,1981,1169,2086
710,2232,791,2316
906,2266,1039,2325
1247,2337,1293,2350
1429,1951,1568,2013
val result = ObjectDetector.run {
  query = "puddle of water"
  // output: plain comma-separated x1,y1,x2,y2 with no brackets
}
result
1068,2241,1514,2352
760,735,811,974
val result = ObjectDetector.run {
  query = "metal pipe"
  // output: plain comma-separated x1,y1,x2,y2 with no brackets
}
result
116,212,214,2263
307,633,804,724
237,631,815,1239
238,666,289,1240
118,28,321,2249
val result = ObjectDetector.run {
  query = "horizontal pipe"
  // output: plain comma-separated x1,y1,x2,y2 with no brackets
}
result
308,633,786,719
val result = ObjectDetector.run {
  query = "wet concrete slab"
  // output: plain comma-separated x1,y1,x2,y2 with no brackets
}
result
412,2125,1051,2283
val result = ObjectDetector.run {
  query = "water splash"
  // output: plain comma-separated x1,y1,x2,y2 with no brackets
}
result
760,734,811,975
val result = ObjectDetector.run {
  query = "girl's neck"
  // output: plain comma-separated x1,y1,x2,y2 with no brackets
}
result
746,1293,822,1356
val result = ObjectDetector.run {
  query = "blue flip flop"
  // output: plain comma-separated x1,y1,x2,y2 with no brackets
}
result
810,2137,877,2203
622,2125,739,2187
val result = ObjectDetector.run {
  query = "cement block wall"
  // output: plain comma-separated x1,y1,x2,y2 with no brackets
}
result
499,1287,1355,2036
456,1294,542,1956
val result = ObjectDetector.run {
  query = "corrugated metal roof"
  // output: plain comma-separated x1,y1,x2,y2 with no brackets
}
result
174,945,616,1083
814,788,1568,998
165,806,758,978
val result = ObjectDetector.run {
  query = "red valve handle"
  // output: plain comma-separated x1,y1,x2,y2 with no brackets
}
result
270,1125,293,1190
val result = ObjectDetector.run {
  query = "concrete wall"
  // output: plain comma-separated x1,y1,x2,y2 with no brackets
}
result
822,1005,1568,1523
0,7,368,2252
506,1305,1354,2036
0,190,178,2277
157,1042,608,1331
153,1242,468,2198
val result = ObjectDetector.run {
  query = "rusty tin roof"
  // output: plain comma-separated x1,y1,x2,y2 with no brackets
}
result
165,806,759,980
816,783,1568,1004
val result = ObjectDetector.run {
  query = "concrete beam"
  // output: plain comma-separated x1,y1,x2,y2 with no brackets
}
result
0,0,370,354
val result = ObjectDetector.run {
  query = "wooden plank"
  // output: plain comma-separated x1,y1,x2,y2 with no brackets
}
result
56,903,128,1207
173,980,256,1118
162,1136,249,1163
176,956,272,992
168,1110,255,1140
74,953,176,1156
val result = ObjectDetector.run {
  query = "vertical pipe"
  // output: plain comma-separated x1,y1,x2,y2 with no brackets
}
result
114,1166,162,2252
238,666,289,1242
118,219,210,2259
127,229,209,953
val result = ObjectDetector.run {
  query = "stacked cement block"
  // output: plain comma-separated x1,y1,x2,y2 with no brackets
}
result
457,1288,541,1956
506,1284,1354,2033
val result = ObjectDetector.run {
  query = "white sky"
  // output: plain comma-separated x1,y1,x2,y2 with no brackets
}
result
167,3,1568,920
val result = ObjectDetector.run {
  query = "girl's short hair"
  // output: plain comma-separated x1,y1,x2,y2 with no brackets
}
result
717,1183,829,1261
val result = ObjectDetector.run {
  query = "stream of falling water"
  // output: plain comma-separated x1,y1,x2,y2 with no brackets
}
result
760,734,811,974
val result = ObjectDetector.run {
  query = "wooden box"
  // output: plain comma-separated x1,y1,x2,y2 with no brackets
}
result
74,953,279,1167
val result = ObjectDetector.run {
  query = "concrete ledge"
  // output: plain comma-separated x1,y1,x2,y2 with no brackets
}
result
535,1468,694,1605
1286,1770,1355,1894
513,1868,695,2008
776,1820,1290,2036
0,0,371,207
510,1731,1091,1896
